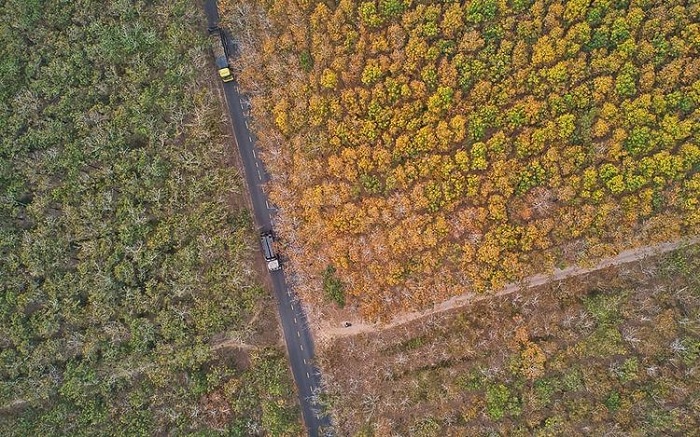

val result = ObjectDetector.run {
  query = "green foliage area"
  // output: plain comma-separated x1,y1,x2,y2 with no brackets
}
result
0,0,299,434
486,384,520,420
227,349,302,436
299,50,314,72
583,291,623,326
323,244,700,434
231,0,700,319
323,264,346,307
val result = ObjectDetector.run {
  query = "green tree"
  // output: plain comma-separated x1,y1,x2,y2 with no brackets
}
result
323,265,346,307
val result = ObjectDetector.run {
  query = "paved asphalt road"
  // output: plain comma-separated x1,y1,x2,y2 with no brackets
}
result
203,2,332,436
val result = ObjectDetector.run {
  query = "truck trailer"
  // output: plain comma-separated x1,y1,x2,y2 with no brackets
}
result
260,232,281,272
208,26,233,82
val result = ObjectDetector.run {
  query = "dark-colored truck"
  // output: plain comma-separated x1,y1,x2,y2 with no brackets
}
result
208,26,233,82
260,231,281,272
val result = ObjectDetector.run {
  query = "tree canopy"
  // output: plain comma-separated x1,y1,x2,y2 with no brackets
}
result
223,0,700,320
0,0,300,434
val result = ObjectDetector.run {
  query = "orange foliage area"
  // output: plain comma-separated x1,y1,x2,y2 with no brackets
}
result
222,0,700,320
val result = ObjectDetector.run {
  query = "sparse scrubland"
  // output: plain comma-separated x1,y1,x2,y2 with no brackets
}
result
222,0,700,319
320,243,700,435
0,0,299,434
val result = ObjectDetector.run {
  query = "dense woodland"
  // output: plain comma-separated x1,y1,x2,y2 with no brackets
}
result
321,244,700,435
223,0,700,319
0,0,299,434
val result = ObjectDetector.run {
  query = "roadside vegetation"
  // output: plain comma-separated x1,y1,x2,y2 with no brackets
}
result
221,0,700,319
320,243,700,435
0,0,300,434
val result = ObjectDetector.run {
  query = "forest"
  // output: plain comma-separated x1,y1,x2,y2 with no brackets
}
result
222,0,700,319
320,243,700,435
0,0,299,434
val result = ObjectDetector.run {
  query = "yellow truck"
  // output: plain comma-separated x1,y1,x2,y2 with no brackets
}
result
208,26,233,82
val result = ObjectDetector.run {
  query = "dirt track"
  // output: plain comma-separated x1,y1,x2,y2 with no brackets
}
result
319,236,700,341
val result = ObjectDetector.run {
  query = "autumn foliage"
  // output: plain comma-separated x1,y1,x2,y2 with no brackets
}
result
222,0,700,320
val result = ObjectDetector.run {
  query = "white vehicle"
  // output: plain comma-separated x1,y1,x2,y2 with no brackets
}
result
260,231,281,272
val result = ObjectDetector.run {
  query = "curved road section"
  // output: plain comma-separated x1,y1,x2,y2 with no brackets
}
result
203,2,332,435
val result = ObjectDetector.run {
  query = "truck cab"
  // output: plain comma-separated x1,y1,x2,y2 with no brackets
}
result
260,232,281,272
208,26,233,83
